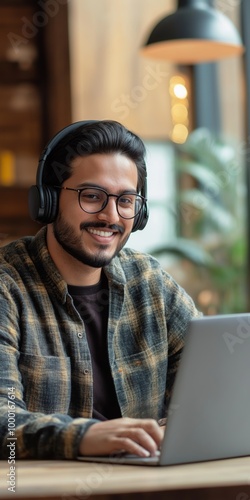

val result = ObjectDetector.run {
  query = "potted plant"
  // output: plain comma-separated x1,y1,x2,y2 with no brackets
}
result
152,128,247,314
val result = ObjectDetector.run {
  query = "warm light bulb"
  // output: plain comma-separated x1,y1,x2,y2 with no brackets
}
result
171,103,188,123
169,74,190,142
0,151,15,185
173,83,188,99
171,124,189,144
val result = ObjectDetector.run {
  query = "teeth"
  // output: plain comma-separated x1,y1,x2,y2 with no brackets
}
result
88,228,113,237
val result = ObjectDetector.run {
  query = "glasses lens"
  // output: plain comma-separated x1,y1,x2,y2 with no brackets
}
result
79,188,107,213
117,193,143,219
78,188,144,219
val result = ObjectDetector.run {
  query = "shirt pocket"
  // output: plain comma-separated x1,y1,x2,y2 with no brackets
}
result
18,353,71,414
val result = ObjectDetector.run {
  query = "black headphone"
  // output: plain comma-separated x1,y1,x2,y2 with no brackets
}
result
28,120,149,232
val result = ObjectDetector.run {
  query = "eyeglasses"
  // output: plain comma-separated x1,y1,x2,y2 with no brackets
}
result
54,186,146,220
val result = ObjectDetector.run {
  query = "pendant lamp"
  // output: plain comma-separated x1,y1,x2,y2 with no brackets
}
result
141,0,244,64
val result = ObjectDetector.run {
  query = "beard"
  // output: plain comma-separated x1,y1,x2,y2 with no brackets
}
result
52,212,130,268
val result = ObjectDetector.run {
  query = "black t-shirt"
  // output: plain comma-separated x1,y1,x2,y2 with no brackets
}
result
68,273,121,421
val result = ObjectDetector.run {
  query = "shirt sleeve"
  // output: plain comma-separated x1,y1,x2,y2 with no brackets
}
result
0,282,98,460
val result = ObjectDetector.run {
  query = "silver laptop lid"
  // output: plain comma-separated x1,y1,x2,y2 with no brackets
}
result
160,313,250,465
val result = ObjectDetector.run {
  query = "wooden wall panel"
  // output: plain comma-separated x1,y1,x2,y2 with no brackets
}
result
0,186,40,243
0,0,71,240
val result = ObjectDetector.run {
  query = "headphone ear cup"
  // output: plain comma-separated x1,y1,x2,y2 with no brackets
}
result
29,121,98,225
43,185,58,223
28,185,58,224
28,185,44,222
132,202,149,232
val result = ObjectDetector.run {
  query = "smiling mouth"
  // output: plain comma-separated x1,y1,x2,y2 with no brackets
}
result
86,228,115,238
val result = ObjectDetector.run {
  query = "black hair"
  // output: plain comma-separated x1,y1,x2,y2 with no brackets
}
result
43,120,147,192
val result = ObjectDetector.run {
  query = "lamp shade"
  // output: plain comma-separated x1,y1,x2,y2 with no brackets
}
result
141,0,244,64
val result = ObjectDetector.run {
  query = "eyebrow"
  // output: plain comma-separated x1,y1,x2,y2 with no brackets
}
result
75,182,138,194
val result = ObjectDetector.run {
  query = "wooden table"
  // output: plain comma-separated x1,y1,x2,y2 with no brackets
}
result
0,457,250,500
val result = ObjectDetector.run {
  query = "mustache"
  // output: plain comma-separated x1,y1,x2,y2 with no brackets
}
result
80,221,125,234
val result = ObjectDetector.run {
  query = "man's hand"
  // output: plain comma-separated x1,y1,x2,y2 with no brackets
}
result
79,417,164,457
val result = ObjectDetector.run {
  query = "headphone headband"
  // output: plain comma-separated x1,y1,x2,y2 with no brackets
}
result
36,121,97,187
29,120,149,231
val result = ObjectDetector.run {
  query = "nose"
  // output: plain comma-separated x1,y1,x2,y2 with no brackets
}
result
96,195,120,224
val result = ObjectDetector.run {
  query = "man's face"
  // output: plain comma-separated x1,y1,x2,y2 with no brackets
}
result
52,153,138,268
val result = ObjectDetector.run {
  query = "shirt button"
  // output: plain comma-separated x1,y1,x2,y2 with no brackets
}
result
83,369,89,375
77,333,83,339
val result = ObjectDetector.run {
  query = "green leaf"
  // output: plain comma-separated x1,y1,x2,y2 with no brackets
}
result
152,238,214,267
177,128,236,169
177,160,221,190
179,189,235,232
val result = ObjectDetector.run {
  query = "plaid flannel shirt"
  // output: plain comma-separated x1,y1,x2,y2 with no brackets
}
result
0,227,200,459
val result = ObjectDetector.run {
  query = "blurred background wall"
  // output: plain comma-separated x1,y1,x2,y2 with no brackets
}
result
0,0,248,313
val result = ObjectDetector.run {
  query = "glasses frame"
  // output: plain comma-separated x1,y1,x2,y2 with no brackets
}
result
54,185,147,220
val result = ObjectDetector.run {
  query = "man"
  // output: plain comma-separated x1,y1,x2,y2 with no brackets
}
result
0,120,200,459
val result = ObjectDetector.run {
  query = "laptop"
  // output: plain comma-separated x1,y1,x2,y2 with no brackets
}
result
77,313,250,466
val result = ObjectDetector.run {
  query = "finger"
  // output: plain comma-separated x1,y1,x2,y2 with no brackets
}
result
116,427,159,456
136,419,165,448
110,435,152,457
